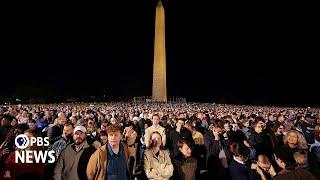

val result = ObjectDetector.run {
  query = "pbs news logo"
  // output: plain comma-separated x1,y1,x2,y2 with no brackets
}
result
15,134,55,163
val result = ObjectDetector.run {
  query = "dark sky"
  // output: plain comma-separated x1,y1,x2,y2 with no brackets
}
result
1,1,318,106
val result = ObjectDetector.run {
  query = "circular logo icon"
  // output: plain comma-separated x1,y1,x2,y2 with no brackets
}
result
15,134,29,149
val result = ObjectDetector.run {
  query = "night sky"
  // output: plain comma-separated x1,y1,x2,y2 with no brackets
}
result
1,1,318,106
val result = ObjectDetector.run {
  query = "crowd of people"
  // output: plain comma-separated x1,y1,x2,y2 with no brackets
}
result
0,102,319,180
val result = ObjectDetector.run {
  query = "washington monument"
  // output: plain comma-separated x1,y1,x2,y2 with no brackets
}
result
152,0,167,102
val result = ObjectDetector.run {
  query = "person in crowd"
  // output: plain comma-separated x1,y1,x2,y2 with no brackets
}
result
279,130,308,162
159,116,172,135
240,119,251,138
204,119,230,179
229,143,269,180
17,110,29,124
51,122,74,159
87,125,130,180
184,120,206,172
0,115,14,144
48,112,67,144
138,112,150,132
123,121,138,177
184,120,204,145
144,114,166,148
301,114,316,144
54,126,96,180
248,155,274,180
249,121,273,159
144,131,173,180
99,130,108,146
167,118,193,157
293,152,308,169
172,139,198,180
28,119,41,135
273,147,316,180
270,122,285,150
45,122,74,179
35,113,49,131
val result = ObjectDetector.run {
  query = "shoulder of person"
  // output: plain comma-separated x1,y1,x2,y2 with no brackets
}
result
94,144,106,155
144,149,153,156
295,168,317,178
188,156,197,163
59,143,73,155
145,127,151,132
162,149,171,156
86,145,97,154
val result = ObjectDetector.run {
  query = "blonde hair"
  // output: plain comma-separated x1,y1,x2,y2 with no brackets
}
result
283,130,308,150
293,152,308,167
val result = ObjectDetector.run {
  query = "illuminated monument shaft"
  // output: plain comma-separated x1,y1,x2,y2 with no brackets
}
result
152,0,167,102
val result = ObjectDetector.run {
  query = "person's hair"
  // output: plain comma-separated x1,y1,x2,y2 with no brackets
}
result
211,119,224,129
251,121,260,129
100,130,107,137
272,121,284,133
229,143,249,158
1,114,13,122
126,120,134,127
315,126,320,142
152,114,160,120
184,120,194,129
64,122,74,128
106,124,122,134
161,115,168,121
240,119,249,125
176,118,185,123
274,147,296,170
148,131,164,150
293,152,308,168
24,129,38,138
16,124,29,134
283,130,308,150
177,139,192,150
255,116,265,123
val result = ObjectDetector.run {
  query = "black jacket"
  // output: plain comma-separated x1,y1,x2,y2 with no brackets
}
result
203,129,229,178
47,124,63,144
78,145,97,180
168,128,194,157
249,130,273,158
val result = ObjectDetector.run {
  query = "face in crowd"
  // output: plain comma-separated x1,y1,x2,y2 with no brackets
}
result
152,115,160,126
179,142,192,157
73,130,86,145
100,134,108,145
151,132,162,148
63,124,74,139
107,129,122,147
58,112,67,125
287,131,298,147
